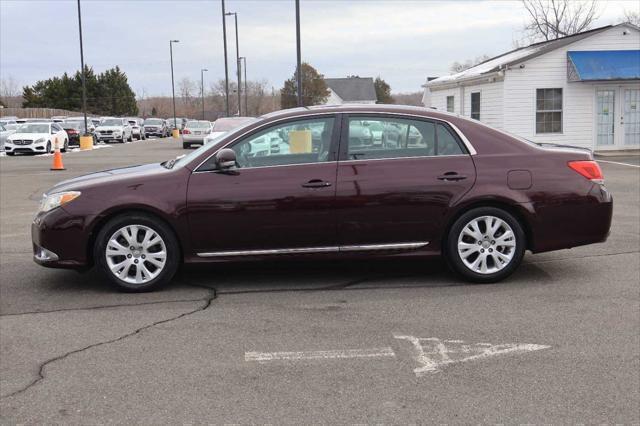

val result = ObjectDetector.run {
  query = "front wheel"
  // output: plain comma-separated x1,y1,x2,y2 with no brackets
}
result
445,207,525,283
46,141,52,154
94,213,180,292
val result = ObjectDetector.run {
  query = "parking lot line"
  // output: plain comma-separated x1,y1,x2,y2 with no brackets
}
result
596,159,640,168
245,347,396,363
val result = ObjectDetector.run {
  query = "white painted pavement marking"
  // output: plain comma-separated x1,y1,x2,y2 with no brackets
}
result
245,347,396,363
394,335,550,376
596,159,640,168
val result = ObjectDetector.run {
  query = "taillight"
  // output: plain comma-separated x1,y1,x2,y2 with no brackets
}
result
183,129,191,134
568,160,604,184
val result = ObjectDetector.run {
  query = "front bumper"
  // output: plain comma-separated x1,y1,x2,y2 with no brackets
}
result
32,208,94,269
4,142,48,154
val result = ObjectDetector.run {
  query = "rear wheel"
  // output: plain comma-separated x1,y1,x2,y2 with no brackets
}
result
182,142,190,149
94,213,180,292
61,139,68,152
445,207,525,283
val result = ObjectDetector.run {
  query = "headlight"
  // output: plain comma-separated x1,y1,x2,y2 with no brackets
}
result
39,191,81,213
35,138,45,144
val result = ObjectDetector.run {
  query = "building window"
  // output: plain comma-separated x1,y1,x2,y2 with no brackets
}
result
470,92,480,120
536,88,563,133
446,96,455,113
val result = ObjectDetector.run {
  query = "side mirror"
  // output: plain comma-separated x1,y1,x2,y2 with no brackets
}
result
215,148,237,170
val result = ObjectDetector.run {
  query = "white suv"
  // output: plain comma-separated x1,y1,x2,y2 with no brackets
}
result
95,118,132,143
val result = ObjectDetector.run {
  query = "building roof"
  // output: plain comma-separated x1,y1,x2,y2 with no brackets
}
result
425,23,639,87
325,77,377,102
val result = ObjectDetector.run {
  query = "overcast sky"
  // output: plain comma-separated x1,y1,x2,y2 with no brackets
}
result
0,0,633,96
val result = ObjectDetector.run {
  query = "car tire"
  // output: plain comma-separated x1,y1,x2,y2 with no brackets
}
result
62,139,68,153
445,207,525,283
182,142,190,149
46,141,52,154
128,134,133,142
94,213,180,292
6,152,15,156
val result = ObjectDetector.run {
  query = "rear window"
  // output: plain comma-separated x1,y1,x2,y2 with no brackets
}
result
145,119,163,125
186,121,210,129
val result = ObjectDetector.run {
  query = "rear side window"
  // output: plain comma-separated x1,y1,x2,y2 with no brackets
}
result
345,117,465,160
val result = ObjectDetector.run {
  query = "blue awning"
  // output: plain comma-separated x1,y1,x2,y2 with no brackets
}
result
567,50,640,81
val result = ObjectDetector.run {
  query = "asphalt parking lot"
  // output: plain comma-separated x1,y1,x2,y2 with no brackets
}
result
0,139,638,423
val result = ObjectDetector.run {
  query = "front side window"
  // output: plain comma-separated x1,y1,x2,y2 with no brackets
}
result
230,117,335,168
470,92,480,120
345,116,464,160
446,96,455,113
536,88,562,133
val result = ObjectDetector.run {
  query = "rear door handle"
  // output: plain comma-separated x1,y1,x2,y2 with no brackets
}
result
302,179,332,188
437,172,467,181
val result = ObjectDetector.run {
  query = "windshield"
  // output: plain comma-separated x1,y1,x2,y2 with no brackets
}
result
171,118,259,169
17,123,49,133
101,119,123,126
186,121,210,129
145,119,163,125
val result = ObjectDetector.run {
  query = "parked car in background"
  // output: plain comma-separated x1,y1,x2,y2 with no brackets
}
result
51,116,67,123
61,121,96,146
90,118,102,127
126,118,146,140
203,116,255,145
167,117,186,133
30,105,613,291
143,118,169,138
95,118,133,143
4,122,68,155
182,120,213,148
0,124,17,151
0,119,17,127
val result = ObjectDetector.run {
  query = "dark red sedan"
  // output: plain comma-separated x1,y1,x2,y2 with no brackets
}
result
32,105,612,291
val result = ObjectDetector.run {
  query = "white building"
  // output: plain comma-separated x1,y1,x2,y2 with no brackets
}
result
324,77,377,105
423,23,640,151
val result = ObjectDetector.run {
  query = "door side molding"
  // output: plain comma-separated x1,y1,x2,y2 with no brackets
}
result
196,241,429,257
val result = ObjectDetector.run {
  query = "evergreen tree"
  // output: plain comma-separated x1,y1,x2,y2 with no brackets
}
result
280,63,329,108
374,77,393,104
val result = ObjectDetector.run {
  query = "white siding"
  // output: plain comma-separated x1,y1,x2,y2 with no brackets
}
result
426,81,503,128
503,26,640,149
325,89,343,105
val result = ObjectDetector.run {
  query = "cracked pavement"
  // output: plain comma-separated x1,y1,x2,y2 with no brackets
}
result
1,139,638,423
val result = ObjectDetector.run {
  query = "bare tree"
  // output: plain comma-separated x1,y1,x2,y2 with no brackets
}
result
622,8,640,27
450,54,492,74
522,0,600,41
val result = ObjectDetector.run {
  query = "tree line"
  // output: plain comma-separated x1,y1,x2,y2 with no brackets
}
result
21,66,138,116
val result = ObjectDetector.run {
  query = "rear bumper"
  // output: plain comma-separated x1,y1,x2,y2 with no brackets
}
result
529,183,613,253
182,135,205,143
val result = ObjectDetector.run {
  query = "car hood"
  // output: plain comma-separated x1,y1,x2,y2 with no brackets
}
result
8,132,49,140
96,126,124,131
46,163,166,194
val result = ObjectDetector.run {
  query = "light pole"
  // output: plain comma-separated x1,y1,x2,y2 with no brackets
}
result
295,0,302,107
201,68,208,120
240,56,247,116
169,39,179,134
225,11,241,115
76,0,89,139
221,0,230,116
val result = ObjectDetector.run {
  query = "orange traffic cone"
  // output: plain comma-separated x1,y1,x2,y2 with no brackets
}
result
50,137,66,171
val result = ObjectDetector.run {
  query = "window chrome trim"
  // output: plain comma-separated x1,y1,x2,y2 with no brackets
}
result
192,111,477,173
196,241,429,258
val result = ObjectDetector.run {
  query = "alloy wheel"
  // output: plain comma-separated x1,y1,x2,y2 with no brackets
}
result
457,215,516,274
105,224,167,285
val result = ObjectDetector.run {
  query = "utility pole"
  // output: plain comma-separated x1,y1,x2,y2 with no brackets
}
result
225,12,241,115
169,40,179,132
295,0,302,107
76,0,88,135
221,0,230,116
201,68,208,120
240,56,247,116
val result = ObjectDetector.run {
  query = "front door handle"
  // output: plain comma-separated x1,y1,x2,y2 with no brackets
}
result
302,179,332,188
437,172,467,181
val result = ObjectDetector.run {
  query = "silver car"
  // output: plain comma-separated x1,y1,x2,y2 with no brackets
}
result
182,120,213,148
0,124,17,151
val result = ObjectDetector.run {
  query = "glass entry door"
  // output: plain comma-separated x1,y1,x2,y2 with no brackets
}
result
596,89,615,146
624,88,640,146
